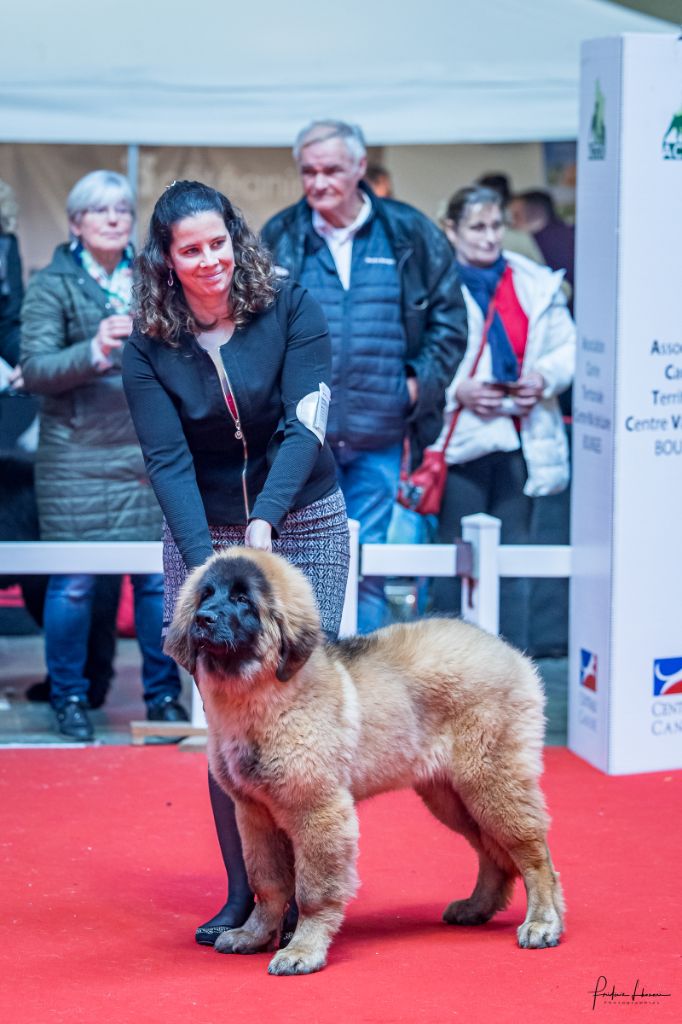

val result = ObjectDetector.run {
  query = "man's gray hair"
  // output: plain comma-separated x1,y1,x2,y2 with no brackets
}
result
66,170,135,226
293,120,367,165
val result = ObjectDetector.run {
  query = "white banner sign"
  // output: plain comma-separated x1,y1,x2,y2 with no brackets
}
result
569,33,682,774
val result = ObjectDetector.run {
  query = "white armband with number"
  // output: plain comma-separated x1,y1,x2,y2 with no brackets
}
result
296,383,331,443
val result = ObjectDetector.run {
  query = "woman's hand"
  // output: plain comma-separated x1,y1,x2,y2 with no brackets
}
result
406,376,419,407
0,360,23,393
245,518,273,552
455,378,506,418
510,372,546,414
8,364,24,392
94,314,134,361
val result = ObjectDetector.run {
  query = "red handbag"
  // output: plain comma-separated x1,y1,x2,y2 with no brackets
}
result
397,291,498,516
396,419,460,516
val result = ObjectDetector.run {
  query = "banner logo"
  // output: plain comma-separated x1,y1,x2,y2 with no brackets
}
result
580,649,598,691
653,657,682,697
588,80,606,160
662,107,682,161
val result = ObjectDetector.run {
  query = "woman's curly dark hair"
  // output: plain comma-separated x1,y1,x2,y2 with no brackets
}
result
134,180,276,342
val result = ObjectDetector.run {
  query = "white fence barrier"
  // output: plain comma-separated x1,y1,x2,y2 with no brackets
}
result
0,541,164,575
357,513,571,636
0,513,572,729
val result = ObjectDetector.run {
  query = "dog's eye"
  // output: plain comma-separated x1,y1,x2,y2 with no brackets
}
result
234,593,250,606
201,584,215,601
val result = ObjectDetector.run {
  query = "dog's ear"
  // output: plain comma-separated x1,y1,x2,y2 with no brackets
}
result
163,561,214,675
275,614,320,682
164,616,197,676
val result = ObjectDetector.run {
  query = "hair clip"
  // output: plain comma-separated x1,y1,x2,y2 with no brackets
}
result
165,180,178,191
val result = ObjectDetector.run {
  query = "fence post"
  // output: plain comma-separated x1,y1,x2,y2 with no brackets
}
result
190,672,207,729
339,518,360,637
460,513,501,635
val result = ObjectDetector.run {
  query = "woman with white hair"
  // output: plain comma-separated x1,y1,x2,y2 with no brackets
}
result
20,169,186,742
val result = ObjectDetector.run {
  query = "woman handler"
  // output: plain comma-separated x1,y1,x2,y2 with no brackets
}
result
123,180,349,945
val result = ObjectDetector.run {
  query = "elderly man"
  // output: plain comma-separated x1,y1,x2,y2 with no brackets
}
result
261,119,467,633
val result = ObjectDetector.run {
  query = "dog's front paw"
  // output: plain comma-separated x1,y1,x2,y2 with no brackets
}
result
267,943,327,976
214,926,275,955
442,898,495,927
517,914,562,949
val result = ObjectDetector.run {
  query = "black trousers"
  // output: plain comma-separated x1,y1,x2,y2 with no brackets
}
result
431,449,532,650
527,445,571,657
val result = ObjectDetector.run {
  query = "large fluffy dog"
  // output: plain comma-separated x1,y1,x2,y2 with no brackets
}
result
166,548,564,976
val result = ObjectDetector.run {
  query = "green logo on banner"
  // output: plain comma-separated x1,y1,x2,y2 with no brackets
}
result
588,80,606,161
662,108,682,160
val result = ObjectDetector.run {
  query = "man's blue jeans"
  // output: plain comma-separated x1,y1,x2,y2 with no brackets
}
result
44,573,181,709
332,442,403,634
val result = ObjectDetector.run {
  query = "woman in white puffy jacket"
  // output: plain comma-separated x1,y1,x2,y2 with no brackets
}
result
431,185,575,647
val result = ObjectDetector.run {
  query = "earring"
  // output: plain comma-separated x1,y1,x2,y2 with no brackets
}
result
167,267,174,287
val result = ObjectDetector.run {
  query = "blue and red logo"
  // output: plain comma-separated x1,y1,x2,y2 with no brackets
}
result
580,649,597,691
653,657,682,697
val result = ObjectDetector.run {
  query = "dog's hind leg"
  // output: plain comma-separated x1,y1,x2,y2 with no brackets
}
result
415,780,516,926
214,798,294,957
267,790,360,977
449,762,564,949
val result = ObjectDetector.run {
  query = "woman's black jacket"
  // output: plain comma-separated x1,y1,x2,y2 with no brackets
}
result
122,281,338,571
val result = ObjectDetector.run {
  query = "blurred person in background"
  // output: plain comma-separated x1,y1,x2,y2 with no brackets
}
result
364,162,394,198
0,178,23,369
510,189,575,311
510,187,576,656
262,119,467,633
476,173,544,266
0,178,35,450
20,170,186,742
0,178,124,707
431,185,575,650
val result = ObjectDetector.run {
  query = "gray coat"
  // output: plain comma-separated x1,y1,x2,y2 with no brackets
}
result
20,244,162,541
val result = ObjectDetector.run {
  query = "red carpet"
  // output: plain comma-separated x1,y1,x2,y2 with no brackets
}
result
1,747,680,1023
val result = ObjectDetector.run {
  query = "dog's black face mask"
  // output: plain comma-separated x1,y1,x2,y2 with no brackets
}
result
189,557,269,675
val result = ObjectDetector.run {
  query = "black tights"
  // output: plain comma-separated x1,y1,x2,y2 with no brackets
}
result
195,773,255,940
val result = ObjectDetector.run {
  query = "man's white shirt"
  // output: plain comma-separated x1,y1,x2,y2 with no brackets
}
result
311,193,372,291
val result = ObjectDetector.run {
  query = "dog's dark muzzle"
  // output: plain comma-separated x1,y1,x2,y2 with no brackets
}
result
194,607,219,635
190,600,260,660
190,618,238,655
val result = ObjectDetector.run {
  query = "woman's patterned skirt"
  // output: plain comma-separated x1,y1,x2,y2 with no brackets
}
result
162,488,350,640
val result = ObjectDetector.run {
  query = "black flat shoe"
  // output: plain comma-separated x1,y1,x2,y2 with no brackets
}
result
54,698,94,742
195,899,255,946
195,924,234,946
146,696,190,722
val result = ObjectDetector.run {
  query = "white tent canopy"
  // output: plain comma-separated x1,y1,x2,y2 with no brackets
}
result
0,0,672,146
